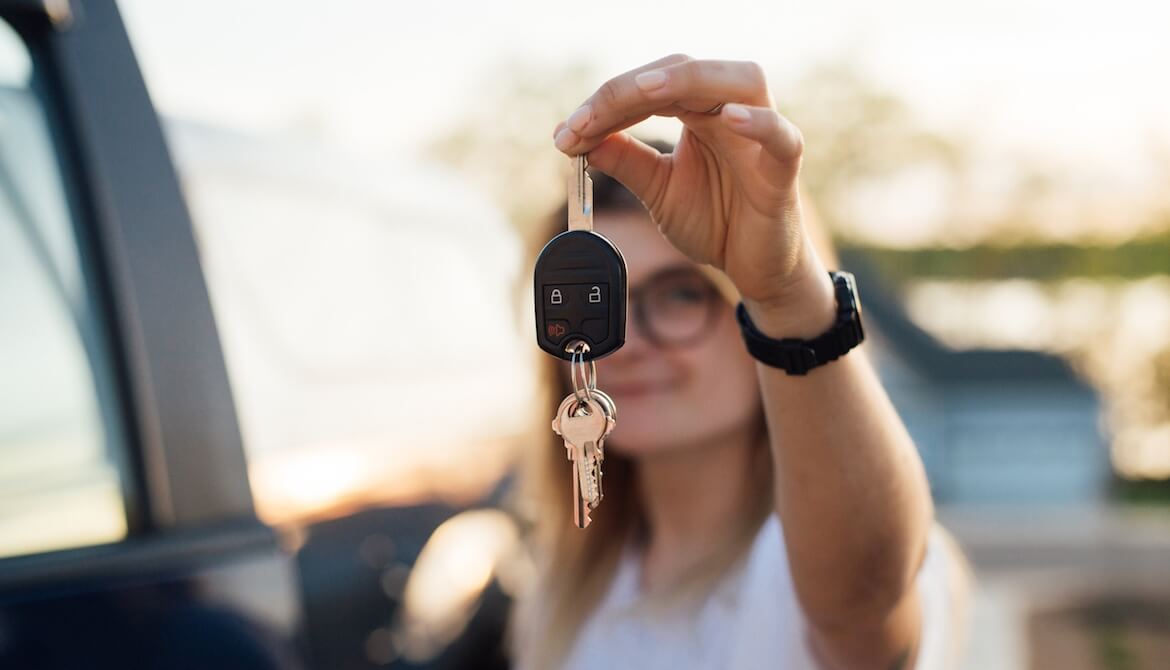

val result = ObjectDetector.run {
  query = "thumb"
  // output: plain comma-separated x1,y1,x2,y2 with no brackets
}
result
584,132,668,210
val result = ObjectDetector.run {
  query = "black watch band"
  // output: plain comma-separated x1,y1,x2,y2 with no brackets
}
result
735,271,865,375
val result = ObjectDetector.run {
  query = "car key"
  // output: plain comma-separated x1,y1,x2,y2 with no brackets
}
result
552,394,613,528
554,389,615,497
538,155,625,528
533,155,627,361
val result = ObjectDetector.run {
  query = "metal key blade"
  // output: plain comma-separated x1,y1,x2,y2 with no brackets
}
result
566,399,607,505
585,440,603,504
576,439,599,506
571,452,589,528
583,390,614,505
553,396,608,528
567,155,593,232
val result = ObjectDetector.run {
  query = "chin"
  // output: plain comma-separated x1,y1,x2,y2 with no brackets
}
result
606,421,705,458
605,399,699,455
606,433,680,459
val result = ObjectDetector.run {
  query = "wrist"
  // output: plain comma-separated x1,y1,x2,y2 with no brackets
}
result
738,271,865,375
741,247,836,339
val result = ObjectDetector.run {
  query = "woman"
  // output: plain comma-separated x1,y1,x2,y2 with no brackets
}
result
513,55,967,670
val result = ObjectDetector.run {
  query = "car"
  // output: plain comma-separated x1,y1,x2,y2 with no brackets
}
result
0,3,513,668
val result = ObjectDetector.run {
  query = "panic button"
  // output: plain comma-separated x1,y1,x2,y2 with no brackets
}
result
545,319,570,344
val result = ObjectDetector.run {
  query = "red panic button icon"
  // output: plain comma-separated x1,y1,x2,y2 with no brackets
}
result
546,320,568,341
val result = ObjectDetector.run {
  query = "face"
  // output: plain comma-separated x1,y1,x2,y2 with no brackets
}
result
565,211,762,459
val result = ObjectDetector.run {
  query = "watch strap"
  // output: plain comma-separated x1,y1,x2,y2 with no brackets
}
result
735,271,865,375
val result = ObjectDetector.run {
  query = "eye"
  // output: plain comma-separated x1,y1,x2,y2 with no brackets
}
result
664,285,705,303
648,273,712,311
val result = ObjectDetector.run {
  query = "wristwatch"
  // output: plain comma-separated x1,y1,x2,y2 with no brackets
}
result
735,271,865,375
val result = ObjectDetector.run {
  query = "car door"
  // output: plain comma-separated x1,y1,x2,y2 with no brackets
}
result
0,1,306,667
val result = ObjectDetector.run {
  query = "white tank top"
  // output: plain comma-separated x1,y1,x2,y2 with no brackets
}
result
559,515,958,670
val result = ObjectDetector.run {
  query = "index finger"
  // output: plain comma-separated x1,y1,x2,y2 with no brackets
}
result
562,58,774,154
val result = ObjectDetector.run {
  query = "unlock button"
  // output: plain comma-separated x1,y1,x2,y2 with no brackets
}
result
585,284,608,305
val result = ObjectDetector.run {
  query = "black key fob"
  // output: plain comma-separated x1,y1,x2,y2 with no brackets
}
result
534,230,627,361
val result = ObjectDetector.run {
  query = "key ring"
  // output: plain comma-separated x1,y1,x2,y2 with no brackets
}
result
569,340,597,409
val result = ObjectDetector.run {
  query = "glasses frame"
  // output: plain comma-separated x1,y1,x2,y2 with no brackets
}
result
628,265,726,349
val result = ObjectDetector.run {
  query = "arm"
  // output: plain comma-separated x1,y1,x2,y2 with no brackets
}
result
553,54,934,668
745,229,933,670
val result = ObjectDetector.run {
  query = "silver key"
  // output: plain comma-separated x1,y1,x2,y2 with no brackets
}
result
584,388,615,464
573,385,613,500
556,390,615,467
552,395,608,526
552,395,613,528
578,389,615,501
567,155,593,232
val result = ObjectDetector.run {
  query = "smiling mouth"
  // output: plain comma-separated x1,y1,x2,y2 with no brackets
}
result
606,381,677,397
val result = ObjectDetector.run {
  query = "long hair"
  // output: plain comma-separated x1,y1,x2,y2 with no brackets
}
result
505,146,976,668
509,141,788,669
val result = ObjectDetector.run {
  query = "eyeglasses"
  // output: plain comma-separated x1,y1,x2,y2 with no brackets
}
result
628,265,726,348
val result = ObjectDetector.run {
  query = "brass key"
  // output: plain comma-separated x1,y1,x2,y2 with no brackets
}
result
583,388,615,500
552,395,614,528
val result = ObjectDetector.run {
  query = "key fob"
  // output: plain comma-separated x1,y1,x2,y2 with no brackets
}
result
534,230,627,361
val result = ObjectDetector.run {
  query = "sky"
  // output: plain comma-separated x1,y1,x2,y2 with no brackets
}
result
117,0,1170,173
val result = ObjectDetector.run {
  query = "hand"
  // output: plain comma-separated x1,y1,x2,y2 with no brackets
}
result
553,54,830,324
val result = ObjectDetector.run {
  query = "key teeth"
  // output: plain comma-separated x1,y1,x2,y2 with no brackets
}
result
554,391,613,529
580,449,603,510
577,458,597,506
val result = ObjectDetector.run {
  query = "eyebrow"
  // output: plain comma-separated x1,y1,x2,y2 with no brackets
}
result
629,264,706,291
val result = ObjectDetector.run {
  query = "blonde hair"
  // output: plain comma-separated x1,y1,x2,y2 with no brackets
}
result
507,164,832,669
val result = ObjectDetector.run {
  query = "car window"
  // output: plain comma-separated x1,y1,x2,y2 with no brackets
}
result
0,19,130,558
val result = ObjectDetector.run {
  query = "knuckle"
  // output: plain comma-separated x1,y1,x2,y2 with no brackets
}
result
598,79,622,106
792,134,806,160
787,121,806,159
680,59,703,82
742,60,767,87
665,52,693,64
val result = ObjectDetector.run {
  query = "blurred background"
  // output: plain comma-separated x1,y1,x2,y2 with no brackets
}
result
3,0,1170,668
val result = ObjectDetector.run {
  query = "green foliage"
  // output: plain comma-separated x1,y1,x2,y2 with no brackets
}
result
844,230,1170,282
1114,476,1170,506
1096,621,1138,670
427,56,1170,261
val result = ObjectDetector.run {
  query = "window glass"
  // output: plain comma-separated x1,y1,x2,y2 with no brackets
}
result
0,20,129,558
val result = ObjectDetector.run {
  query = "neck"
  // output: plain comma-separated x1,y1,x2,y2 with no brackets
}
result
633,420,764,592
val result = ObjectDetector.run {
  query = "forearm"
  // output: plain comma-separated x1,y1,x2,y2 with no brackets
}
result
744,233,933,666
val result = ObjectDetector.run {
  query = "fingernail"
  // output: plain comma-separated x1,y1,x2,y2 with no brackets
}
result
554,127,577,151
635,70,667,91
724,103,751,123
567,105,592,132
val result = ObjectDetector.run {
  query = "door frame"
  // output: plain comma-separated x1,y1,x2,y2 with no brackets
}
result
0,0,265,593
